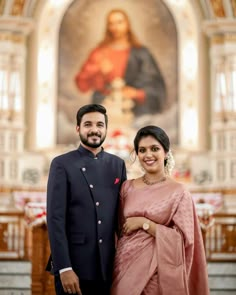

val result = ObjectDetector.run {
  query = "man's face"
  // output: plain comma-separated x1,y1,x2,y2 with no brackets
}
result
107,12,129,40
77,112,107,149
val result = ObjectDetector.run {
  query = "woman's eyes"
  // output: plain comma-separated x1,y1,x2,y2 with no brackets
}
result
138,148,145,153
138,146,159,153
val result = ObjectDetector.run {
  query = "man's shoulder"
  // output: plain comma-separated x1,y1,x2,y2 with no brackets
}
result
51,149,78,163
103,151,124,162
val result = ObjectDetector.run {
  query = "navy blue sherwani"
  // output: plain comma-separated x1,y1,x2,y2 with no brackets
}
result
46,145,127,281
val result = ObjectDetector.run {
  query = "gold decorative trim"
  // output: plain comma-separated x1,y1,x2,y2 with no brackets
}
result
11,0,26,16
211,34,236,44
231,0,236,17
0,0,6,15
211,35,224,44
210,0,226,17
0,32,25,42
0,16,34,35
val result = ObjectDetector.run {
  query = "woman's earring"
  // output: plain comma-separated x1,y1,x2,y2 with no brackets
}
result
164,150,175,175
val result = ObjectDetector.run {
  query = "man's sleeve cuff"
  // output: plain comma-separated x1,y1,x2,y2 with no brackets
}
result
59,267,72,274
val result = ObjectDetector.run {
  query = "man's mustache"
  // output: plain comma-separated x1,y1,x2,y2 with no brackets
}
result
88,132,101,138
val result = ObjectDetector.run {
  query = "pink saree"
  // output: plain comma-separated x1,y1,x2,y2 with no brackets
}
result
111,178,209,295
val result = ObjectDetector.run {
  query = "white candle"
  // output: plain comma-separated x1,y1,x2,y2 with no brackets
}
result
10,71,21,111
219,72,227,112
0,70,8,110
231,70,236,112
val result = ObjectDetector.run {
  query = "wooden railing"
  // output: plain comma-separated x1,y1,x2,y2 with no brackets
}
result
0,209,54,295
1,209,236,294
202,213,236,261
28,224,55,295
0,208,27,260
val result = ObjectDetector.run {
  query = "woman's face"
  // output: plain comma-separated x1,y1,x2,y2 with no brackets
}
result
107,12,129,39
137,135,167,174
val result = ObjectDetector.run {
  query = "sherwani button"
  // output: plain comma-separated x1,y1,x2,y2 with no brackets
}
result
82,167,86,171
99,239,103,243
96,202,100,206
89,184,93,188
98,220,102,224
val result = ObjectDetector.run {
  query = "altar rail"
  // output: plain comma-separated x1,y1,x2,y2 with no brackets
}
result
0,209,27,260
202,212,236,261
0,210,236,294
0,210,54,294
1,211,236,263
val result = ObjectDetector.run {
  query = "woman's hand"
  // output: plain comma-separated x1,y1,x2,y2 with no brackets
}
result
122,217,146,235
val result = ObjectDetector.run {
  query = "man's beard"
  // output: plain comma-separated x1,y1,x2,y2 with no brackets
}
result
79,132,106,148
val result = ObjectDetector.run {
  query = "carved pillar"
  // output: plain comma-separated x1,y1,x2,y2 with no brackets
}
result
0,17,34,192
203,21,236,188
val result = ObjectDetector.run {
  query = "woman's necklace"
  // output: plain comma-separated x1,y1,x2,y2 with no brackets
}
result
142,174,166,186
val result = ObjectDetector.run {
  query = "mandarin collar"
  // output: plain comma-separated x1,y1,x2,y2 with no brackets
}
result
77,145,104,158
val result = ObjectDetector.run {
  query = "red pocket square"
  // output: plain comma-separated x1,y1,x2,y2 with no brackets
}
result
114,178,120,184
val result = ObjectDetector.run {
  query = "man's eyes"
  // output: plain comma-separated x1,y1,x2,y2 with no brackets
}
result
83,123,104,127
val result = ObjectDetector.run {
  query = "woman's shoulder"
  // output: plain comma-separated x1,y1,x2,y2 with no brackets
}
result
165,177,189,193
121,179,134,189
120,179,134,199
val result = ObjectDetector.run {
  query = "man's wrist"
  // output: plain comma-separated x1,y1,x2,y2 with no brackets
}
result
59,267,72,274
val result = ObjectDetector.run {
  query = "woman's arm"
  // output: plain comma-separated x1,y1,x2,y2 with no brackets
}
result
122,216,157,237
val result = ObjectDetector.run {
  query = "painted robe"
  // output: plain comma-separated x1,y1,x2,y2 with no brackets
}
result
111,178,210,295
75,46,166,117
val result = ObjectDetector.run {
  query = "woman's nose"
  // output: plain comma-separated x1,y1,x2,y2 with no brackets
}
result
144,150,152,157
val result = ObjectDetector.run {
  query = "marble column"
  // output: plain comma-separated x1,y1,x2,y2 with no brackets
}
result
203,21,236,188
0,17,33,200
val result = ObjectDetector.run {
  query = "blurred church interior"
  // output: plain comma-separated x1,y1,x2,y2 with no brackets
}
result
0,0,236,294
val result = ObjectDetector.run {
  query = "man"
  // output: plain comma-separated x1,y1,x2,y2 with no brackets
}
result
46,104,127,295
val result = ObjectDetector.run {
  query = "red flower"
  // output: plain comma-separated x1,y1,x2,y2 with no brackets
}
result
111,130,123,137
114,178,120,184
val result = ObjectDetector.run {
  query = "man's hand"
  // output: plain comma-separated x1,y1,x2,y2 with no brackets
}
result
60,269,82,294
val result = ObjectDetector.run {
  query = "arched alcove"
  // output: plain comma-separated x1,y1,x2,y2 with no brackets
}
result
27,0,208,152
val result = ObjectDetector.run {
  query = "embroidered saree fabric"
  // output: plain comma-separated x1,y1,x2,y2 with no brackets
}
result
111,178,209,295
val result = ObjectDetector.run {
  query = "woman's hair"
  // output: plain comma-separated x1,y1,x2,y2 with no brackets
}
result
99,9,141,48
133,125,170,154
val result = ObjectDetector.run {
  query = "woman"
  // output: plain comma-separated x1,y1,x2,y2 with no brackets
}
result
111,125,209,295
75,9,166,117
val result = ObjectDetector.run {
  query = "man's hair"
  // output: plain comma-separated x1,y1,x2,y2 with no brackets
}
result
76,104,108,127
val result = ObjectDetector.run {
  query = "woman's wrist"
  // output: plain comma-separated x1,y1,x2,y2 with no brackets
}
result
142,218,150,231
